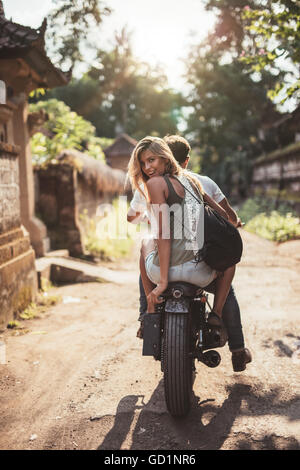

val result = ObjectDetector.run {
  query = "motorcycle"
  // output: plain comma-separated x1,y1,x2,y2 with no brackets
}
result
142,281,227,417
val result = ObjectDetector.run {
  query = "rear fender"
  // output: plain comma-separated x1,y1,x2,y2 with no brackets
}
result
165,297,190,313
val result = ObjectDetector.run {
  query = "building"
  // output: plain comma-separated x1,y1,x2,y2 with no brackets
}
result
251,141,300,213
0,1,69,328
252,105,300,213
104,133,137,171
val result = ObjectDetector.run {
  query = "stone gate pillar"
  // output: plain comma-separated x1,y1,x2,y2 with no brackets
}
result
13,98,50,257
0,102,37,329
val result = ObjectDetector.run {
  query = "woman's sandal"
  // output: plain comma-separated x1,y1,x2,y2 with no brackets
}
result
136,323,144,339
136,313,146,339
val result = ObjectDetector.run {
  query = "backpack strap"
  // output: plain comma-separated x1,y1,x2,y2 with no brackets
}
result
173,176,204,205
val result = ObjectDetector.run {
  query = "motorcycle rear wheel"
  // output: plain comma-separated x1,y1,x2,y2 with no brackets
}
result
163,312,194,417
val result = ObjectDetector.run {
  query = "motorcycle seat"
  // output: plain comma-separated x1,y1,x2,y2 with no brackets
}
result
162,281,203,298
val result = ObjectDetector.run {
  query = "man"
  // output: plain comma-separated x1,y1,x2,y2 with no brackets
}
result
127,135,251,372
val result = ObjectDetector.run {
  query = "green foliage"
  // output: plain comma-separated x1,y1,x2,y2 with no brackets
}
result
18,303,39,320
203,0,299,103
29,99,105,166
238,195,300,242
7,320,21,329
239,1,300,102
184,0,293,197
188,148,202,174
18,287,62,321
29,88,46,98
95,137,114,150
185,45,278,196
43,30,183,139
47,0,112,71
238,196,296,223
80,200,135,260
245,211,300,242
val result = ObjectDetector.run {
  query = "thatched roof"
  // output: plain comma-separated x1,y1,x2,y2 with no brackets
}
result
57,149,129,194
104,133,137,157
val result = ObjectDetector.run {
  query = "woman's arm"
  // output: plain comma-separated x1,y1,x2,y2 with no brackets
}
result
127,188,148,224
146,177,171,302
127,207,149,224
127,207,143,223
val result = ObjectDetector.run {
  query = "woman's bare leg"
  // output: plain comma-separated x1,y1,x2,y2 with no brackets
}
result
140,238,156,313
213,265,236,317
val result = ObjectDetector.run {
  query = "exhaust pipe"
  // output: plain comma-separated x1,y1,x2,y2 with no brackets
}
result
197,350,221,368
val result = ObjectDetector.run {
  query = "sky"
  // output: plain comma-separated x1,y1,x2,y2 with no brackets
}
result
3,0,216,90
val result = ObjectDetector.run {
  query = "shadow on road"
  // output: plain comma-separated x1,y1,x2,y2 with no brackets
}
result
97,394,144,450
97,380,237,450
97,378,300,450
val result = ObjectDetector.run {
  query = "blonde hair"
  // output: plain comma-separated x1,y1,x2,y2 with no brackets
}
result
128,136,203,201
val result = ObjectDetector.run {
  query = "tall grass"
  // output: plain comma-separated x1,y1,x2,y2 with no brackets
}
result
238,197,300,242
245,211,300,242
80,198,137,260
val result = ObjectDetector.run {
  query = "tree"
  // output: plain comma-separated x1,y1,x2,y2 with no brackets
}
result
186,47,279,196
185,1,282,197
203,0,300,103
241,0,300,103
47,0,112,71
43,29,184,139
29,99,106,166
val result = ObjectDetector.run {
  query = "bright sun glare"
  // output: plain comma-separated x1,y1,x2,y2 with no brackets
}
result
102,0,216,89
4,0,216,90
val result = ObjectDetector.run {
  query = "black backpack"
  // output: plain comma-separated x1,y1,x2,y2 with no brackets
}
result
175,177,243,272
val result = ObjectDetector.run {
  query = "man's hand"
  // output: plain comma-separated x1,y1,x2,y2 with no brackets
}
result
235,217,243,228
219,198,243,227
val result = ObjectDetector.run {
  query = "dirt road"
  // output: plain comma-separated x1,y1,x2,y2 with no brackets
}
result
0,231,299,450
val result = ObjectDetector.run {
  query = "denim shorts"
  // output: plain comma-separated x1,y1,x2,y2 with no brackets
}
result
145,251,217,288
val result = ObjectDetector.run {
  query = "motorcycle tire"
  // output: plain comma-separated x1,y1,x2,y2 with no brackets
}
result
163,312,194,417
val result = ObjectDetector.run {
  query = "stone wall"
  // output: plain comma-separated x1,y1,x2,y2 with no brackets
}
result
0,142,21,232
251,142,300,212
0,141,37,330
35,150,127,257
35,163,81,255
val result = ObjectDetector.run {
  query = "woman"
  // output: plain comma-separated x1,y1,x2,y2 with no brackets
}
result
128,136,235,328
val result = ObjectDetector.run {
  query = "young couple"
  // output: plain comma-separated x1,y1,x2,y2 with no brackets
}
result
127,135,251,372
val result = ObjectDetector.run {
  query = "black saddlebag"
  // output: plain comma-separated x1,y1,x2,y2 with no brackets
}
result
142,313,161,358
